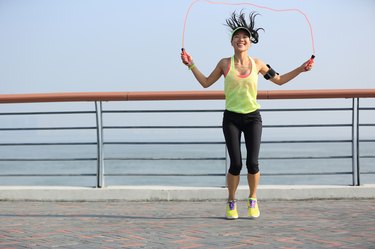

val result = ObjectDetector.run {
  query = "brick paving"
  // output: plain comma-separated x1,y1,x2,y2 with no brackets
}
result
0,199,374,249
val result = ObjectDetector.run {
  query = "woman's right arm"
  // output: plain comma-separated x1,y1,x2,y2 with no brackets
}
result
181,51,225,88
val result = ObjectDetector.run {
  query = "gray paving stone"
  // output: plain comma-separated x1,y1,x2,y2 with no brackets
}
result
0,199,374,248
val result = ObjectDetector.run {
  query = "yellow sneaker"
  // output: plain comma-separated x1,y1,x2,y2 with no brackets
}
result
248,198,260,218
225,200,238,220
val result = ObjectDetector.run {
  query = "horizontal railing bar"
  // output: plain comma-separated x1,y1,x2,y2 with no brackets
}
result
0,108,354,116
104,172,353,177
102,156,351,161
0,172,355,177
0,158,97,161
103,109,224,113
0,156,353,162
260,156,352,160
359,124,375,127
104,126,221,129
0,140,353,147
360,172,375,174
264,124,352,128
1,89,375,103
359,107,375,110
0,142,97,146
102,108,353,114
359,156,375,158
104,173,225,177
261,140,352,144
258,172,353,176
0,174,96,177
104,142,226,145
102,124,352,130
261,108,353,112
0,108,362,116
0,111,95,115
359,139,375,142
105,157,225,161
0,127,96,131
0,124,356,132
104,140,352,145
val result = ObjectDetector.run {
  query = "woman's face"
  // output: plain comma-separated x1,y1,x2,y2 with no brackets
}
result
231,30,251,52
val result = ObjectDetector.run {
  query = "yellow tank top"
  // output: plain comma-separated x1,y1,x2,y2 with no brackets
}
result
224,56,260,114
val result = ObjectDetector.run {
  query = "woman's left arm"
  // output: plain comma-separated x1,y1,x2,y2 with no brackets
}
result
256,58,314,86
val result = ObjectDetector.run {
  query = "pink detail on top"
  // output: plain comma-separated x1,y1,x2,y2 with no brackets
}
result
237,72,251,78
224,57,254,78
224,58,231,78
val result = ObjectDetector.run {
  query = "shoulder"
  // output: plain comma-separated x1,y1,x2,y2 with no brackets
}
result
217,57,231,70
253,57,268,74
219,57,231,65
253,57,265,67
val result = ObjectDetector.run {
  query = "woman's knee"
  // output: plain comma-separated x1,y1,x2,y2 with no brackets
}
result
246,162,259,174
228,164,242,176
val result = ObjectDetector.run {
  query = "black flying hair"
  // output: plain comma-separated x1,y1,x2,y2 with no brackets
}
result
225,10,264,44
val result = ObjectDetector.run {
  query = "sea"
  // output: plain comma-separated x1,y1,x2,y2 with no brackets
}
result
0,142,373,187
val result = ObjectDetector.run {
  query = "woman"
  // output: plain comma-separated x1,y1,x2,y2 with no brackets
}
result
181,11,313,219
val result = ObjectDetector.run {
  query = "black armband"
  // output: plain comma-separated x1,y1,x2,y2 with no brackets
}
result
264,64,279,80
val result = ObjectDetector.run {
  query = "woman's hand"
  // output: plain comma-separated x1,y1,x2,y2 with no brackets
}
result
301,56,314,72
181,49,193,67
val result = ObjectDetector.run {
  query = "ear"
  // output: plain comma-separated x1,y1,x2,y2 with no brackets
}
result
230,38,235,47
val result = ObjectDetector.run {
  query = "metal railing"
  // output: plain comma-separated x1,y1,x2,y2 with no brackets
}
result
0,89,374,187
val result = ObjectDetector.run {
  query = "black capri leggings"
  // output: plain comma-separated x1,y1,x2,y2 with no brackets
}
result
222,109,262,175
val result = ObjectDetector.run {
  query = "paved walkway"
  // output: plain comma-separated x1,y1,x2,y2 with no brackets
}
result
0,199,374,249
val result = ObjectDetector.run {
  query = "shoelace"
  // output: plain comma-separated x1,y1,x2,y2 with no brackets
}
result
249,200,257,208
228,200,236,210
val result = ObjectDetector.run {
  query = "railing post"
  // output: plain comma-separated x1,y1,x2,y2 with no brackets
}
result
351,98,360,186
356,98,360,186
95,101,104,188
351,98,355,186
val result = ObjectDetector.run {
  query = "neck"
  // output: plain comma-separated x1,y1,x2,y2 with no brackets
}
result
234,51,249,65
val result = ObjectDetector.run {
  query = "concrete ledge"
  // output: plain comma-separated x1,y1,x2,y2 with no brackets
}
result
0,185,374,201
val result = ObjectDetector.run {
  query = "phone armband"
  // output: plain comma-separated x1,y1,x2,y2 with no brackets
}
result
264,64,279,80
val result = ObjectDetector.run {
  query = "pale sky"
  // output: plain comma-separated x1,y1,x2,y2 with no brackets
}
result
0,0,374,94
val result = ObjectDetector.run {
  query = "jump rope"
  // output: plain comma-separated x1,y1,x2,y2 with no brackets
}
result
181,0,315,71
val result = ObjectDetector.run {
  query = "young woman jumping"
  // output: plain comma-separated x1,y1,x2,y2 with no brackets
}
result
181,10,314,219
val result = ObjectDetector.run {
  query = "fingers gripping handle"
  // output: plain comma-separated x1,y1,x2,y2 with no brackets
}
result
181,48,191,64
305,55,315,71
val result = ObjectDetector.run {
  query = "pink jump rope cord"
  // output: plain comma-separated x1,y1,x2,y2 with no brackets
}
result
181,0,315,69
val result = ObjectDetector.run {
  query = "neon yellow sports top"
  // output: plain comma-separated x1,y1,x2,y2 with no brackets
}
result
224,56,260,114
